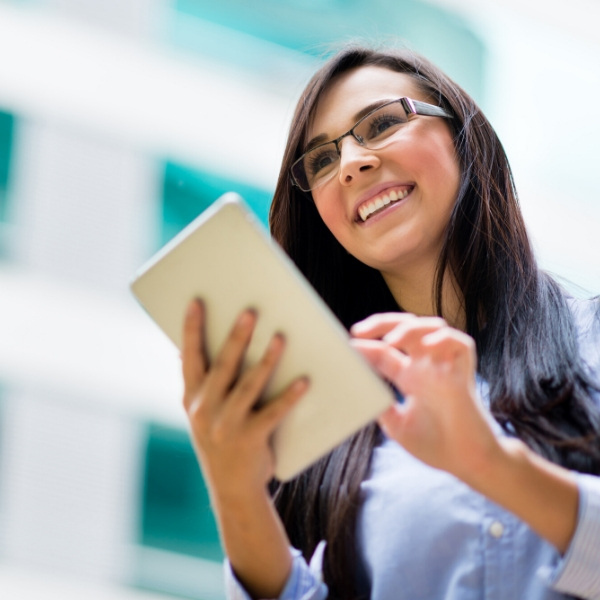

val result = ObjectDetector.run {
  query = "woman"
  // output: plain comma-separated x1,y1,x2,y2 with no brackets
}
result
181,46,600,599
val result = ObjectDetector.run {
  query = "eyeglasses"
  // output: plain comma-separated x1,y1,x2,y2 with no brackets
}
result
290,97,453,193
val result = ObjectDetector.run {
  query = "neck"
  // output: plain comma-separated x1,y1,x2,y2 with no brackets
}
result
381,263,466,331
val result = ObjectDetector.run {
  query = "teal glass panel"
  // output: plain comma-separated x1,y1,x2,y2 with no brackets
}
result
0,110,15,223
141,423,223,561
161,161,273,246
172,0,485,103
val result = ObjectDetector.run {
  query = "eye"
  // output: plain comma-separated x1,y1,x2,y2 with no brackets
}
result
306,145,339,177
365,112,406,140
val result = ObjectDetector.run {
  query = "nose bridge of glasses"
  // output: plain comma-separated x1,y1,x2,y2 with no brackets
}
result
335,133,379,183
336,129,367,156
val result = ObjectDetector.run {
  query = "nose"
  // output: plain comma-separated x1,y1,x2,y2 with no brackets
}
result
337,136,381,186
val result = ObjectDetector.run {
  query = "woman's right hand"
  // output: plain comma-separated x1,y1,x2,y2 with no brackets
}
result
181,299,310,598
181,299,309,502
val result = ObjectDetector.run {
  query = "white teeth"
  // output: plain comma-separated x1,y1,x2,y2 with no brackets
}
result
358,188,410,222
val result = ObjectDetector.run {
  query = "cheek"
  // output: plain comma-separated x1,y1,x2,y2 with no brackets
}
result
407,123,459,192
416,143,460,201
312,191,344,235
311,192,358,255
442,160,461,205
435,138,460,191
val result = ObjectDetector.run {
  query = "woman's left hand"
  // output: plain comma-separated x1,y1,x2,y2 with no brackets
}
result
351,313,500,480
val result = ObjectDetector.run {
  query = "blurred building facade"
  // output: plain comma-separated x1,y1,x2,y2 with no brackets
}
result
0,1,598,599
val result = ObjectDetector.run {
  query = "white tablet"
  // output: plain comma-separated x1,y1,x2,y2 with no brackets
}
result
130,193,393,481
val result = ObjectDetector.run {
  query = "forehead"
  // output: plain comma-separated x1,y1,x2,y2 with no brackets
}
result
308,66,423,141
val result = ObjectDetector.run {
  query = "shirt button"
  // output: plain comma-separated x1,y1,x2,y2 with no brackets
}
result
489,520,504,538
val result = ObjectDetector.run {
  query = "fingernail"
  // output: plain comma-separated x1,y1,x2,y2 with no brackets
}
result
268,333,285,352
237,309,256,327
292,376,310,392
187,300,200,317
350,321,368,334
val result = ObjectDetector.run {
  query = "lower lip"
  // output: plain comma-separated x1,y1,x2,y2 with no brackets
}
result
357,190,413,226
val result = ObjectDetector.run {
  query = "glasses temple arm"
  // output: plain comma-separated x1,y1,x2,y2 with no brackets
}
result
402,98,452,119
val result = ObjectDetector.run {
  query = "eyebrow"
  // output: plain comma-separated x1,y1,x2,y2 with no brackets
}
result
304,98,398,152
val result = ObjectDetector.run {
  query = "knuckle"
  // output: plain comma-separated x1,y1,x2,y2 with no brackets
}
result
453,329,474,348
263,402,286,425
465,336,477,355
430,316,447,328
463,334,475,348
236,376,258,398
186,395,210,424
229,326,246,343
182,389,198,409
211,354,228,372
209,421,229,445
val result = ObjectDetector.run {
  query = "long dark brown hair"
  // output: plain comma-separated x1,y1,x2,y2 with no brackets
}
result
268,46,600,599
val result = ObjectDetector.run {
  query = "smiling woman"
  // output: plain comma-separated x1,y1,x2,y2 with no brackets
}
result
307,67,461,312
180,46,600,600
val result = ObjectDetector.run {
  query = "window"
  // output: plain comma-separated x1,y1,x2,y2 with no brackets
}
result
140,423,223,561
0,110,15,224
161,161,273,247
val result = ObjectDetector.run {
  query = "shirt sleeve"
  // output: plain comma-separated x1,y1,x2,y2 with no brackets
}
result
541,473,600,599
541,298,600,598
224,541,328,600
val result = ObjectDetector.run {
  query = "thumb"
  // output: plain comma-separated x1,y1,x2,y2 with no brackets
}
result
377,404,406,440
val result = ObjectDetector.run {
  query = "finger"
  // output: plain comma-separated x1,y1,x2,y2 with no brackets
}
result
182,299,208,390
351,338,408,386
350,312,416,339
202,309,257,401
383,317,447,354
250,376,310,436
221,333,286,422
421,328,477,368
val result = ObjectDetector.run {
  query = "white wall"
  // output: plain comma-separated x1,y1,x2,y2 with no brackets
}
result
430,0,600,294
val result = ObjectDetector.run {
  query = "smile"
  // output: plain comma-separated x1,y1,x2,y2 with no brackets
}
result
357,187,413,222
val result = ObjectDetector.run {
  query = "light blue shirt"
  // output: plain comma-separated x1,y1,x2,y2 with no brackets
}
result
226,298,600,599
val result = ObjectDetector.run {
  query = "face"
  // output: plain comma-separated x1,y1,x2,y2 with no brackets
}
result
307,66,460,276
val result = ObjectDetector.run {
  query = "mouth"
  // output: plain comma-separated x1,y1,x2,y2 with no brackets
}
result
356,186,414,223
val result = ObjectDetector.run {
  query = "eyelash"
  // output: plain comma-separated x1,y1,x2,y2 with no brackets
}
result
367,112,406,137
307,148,338,175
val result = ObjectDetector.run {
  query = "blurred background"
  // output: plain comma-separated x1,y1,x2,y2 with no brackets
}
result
0,0,598,598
